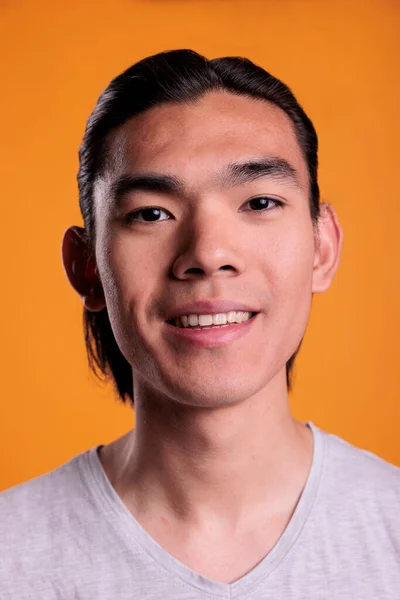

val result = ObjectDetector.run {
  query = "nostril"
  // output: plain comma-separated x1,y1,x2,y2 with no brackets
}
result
186,267,204,274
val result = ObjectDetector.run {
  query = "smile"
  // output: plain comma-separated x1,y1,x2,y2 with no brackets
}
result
164,312,258,347
167,311,256,329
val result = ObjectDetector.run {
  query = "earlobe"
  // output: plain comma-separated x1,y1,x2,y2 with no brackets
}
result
312,203,344,294
61,226,106,312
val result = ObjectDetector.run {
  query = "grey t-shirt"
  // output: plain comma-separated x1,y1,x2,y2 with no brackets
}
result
1,421,399,599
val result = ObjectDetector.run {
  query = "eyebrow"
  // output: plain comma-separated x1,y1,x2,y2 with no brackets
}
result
221,158,302,189
109,157,303,207
109,173,184,207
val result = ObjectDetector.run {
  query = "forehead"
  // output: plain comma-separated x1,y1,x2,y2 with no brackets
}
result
106,91,308,190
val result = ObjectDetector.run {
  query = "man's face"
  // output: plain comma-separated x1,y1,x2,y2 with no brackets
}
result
93,91,317,407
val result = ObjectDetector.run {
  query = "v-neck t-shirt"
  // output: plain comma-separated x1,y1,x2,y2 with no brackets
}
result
1,421,400,599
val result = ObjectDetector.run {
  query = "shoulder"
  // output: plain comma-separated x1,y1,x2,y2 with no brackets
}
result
0,448,105,597
324,426,400,482
0,451,88,518
315,423,400,514
0,450,93,560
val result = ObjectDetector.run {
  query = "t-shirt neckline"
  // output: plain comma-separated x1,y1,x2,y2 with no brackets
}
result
80,420,326,599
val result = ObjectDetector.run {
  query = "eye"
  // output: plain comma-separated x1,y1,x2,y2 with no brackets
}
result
125,207,171,223
241,196,284,212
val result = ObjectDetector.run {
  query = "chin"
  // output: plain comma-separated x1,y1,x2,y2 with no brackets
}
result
161,367,281,409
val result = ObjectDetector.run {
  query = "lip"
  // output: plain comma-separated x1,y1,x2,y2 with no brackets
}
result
164,312,258,347
166,300,259,320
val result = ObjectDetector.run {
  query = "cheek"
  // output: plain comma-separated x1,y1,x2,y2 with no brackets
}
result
253,215,315,282
254,221,315,339
95,237,154,372
276,235,314,292
99,233,160,302
96,233,168,348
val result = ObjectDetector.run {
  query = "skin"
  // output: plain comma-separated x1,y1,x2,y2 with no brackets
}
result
62,91,343,583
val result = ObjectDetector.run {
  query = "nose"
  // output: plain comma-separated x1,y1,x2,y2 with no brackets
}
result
171,210,246,280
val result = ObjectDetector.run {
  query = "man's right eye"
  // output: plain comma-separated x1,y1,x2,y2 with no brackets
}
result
125,207,171,223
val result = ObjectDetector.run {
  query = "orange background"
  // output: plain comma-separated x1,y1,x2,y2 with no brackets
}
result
1,0,399,491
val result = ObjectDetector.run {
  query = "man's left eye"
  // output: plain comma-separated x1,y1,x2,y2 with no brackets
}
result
242,196,284,212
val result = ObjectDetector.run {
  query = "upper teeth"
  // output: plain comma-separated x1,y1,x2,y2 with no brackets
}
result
174,311,253,328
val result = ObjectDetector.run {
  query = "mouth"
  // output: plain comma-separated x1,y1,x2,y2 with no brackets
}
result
164,311,259,347
166,311,258,329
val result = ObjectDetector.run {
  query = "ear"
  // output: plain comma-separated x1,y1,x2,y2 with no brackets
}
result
312,203,344,293
61,226,106,312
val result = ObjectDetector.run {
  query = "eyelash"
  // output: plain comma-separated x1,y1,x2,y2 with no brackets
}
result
124,196,285,224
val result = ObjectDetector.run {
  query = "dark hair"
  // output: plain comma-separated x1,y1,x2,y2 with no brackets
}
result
77,49,320,404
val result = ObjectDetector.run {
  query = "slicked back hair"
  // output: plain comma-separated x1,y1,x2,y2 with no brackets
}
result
77,49,320,404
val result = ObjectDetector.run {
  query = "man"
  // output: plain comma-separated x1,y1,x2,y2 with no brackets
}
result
1,49,399,599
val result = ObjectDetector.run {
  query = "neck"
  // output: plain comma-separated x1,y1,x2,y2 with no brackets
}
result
100,369,313,534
